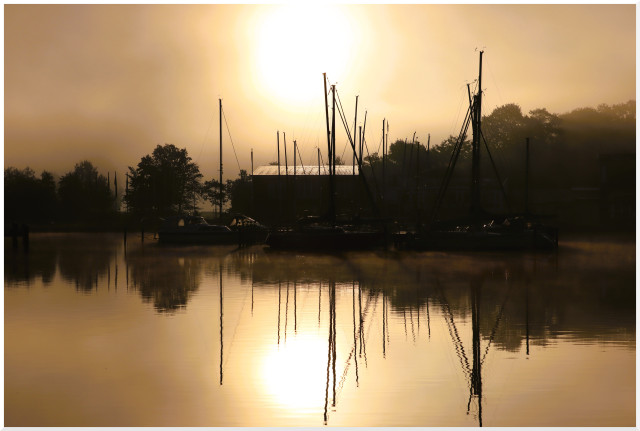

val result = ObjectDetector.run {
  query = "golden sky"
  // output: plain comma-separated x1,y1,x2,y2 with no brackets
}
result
4,4,636,181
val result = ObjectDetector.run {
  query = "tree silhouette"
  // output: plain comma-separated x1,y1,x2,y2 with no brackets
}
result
202,178,229,216
125,144,203,217
58,161,112,220
5,167,57,223
225,169,252,215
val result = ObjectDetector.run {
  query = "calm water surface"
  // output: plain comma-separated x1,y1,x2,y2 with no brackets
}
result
4,233,635,426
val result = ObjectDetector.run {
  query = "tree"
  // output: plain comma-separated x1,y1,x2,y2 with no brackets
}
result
557,100,635,187
58,161,112,220
202,178,229,216
125,144,203,216
5,167,58,223
482,103,527,153
226,170,252,215
363,152,381,167
429,135,472,174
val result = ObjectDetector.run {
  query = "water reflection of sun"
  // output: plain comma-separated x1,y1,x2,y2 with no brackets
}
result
261,333,328,413
252,5,356,106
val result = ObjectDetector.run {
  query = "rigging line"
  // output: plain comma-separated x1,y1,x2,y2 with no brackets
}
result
335,90,356,161
428,103,474,225
437,280,472,378
335,288,378,401
480,279,514,365
360,290,380,363
307,106,327,153
485,56,504,108
221,107,242,173
195,109,217,165
362,135,383,201
318,149,327,174
480,129,512,213
336,94,353,156
222,274,253,368
441,299,472,381
296,143,307,174
448,84,469,138
334,90,380,214
340,141,349,161
298,93,320,143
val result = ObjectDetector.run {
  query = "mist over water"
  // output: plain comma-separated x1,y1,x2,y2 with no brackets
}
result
4,233,635,426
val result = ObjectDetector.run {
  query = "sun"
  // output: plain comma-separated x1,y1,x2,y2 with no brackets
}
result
252,5,356,107
261,332,329,413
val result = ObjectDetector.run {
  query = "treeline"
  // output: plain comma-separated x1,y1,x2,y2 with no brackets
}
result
4,100,635,230
363,100,635,188
4,145,251,230
359,100,635,216
5,161,115,228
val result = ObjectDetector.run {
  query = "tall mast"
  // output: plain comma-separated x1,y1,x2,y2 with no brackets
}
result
277,131,281,224
358,125,362,168
323,73,332,178
470,51,483,217
382,118,386,201
284,132,288,175
250,148,254,216
362,111,367,166
525,137,530,215
323,73,335,223
331,85,336,175
219,98,223,218
330,84,337,223
353,95,358,175
416,132,421,227
293,139,297,219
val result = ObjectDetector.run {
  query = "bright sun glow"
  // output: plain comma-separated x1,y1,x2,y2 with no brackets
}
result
261,333,329,412
253,5,356,106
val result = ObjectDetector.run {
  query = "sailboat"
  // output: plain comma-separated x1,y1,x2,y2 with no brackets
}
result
399,52,558,251
157,99,268,245
265,75,386,251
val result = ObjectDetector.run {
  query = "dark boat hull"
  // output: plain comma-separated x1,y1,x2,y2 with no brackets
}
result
266,229,385,251
158,229,268,245
396,226,558,251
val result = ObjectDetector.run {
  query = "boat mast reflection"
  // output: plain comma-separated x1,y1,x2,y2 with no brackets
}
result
277,281,281,345
252,251,549,426
220,262,224,385
352,282,360,385
437,270,515,427
469,276,482,427
323,280,336,425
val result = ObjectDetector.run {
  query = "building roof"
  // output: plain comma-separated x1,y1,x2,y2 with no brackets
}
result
253,165,360,176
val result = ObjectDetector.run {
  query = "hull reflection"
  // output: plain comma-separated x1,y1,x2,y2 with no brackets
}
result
4,233,635,427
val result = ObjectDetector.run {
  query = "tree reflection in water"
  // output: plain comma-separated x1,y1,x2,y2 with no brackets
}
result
249,243,634,425
4,233,635,426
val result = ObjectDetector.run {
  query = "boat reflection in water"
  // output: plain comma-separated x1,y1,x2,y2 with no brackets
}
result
157,214,268,246
4,233,635,426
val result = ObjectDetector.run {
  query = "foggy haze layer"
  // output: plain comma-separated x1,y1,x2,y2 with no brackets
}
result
4,4,635,181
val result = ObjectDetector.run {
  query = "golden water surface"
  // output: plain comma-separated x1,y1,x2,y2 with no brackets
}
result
4,233,635,426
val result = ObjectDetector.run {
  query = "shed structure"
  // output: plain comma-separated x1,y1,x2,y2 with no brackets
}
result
252,165,366,225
